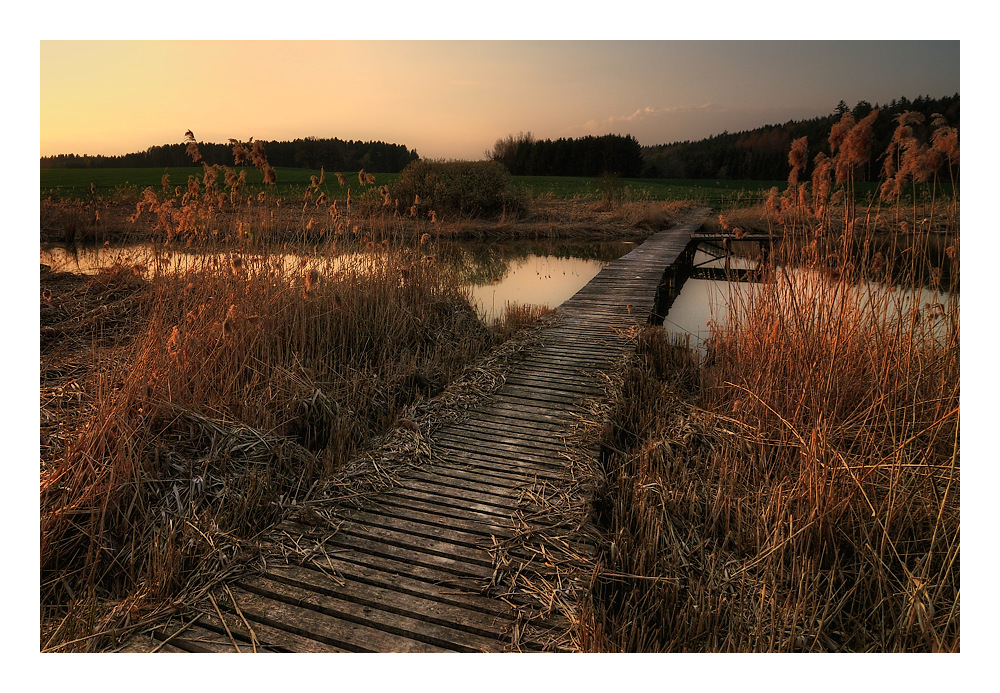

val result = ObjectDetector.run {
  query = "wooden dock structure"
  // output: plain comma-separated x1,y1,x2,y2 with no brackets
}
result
128,210,708,653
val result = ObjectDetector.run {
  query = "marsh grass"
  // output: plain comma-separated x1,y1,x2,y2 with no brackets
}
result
582,111,959,652
38,137,552,652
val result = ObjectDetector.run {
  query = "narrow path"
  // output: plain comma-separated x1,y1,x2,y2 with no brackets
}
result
131,209,707,653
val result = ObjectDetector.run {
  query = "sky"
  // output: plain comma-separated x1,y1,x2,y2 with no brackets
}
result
39,40,960,161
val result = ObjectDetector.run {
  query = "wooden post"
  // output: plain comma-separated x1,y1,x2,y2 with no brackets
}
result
648,239,697,326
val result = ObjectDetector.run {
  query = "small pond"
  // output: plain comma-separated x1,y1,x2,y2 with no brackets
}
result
39,239,637,323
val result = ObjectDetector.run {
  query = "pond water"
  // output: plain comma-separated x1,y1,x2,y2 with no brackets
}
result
41,239,955,345
463,253,612,321
661,244,956,350
662,246,761,348
39,239,635,322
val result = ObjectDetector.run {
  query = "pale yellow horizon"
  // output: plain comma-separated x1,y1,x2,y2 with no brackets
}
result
41,40,960,163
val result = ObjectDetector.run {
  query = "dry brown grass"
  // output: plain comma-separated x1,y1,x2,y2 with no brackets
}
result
579,111,959,652
39,213,550,653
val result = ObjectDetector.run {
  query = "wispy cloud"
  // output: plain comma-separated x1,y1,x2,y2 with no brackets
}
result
572,102,820,146
580,103,730,131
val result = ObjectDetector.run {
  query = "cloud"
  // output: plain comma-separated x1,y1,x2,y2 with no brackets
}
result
573,102,817,146
581,103,731,131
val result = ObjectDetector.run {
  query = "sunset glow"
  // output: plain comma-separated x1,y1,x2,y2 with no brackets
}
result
40,40,960,162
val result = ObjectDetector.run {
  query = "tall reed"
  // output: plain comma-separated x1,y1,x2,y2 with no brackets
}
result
583,111,959,652
39,140,541,650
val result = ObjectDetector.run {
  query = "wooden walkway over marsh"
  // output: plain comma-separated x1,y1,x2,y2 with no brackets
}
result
128,210,708,653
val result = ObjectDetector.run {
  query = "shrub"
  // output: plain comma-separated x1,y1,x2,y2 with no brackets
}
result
391,160,527,220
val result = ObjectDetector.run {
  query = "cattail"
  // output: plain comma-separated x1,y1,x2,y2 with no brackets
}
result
828,113,854,154
202,163,219,189
872,251,885,274
835,110,878,183
358,169,367,185
251,140,268,168
167,325,181,356
184,130,202,162
788,136,808,186
900,141,934,183
319,167,325,185
428,210,437,224
231,139,249,165
161,173,170,190
765,186,779,215
811,152,832,213
304,268,322,293
419,233,430,246
335,172,347,186
185,141,202,163
263,165,277,185
222,304,237,337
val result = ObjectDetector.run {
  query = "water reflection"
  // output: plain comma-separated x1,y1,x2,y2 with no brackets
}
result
467,254,609,321
437,240,635,322
40,239,636,323
663,247,956,351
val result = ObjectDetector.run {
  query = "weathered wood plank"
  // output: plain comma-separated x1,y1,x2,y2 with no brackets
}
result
238,574,501,652
133,214,705,653
229,582,452,652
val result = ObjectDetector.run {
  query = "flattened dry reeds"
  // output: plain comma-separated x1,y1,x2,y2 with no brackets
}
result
39,225,547,650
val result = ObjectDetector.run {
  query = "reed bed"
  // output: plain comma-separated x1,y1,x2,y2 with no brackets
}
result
581,110,959,652
39,142,550,651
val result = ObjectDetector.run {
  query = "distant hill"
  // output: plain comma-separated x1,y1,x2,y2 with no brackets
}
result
40,136,419,174
641,94,959,181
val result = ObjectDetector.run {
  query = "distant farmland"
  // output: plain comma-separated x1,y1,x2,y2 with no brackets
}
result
41,166,795,208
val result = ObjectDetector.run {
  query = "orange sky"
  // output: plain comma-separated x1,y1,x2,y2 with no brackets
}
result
40,40,960,161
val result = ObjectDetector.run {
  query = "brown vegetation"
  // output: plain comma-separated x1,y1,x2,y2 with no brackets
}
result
580,111,959,652
39,137,565,651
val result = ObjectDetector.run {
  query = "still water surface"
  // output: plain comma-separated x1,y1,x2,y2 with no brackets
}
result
40,241,954,345
39,240,630,323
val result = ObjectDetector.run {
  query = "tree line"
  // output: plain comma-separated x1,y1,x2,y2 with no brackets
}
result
41,136,419,173
641,93,960,181
489,133,645,177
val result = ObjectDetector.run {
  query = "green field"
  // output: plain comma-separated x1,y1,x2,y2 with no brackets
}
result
40,166,797,205
40,167,400,202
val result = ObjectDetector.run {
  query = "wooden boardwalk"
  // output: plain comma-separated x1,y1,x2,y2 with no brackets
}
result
129,211,706,653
